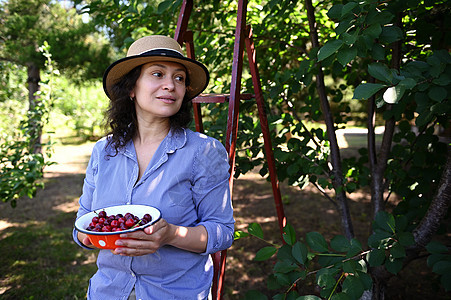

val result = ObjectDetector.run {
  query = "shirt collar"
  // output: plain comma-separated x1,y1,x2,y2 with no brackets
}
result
122,127,187,158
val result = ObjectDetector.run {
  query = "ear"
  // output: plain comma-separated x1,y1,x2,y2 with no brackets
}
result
130,90,135,98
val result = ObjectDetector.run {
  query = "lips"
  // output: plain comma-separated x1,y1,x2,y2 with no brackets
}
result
157,95,176,102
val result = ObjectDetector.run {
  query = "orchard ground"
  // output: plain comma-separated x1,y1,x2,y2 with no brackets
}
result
0,129,449,299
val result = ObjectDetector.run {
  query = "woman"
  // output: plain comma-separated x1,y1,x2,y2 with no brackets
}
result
73,35,235,300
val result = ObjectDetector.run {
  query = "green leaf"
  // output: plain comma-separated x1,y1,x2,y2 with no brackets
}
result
379,25,403,43
433,73,451,86
342,275,365,299
390,242,406,259
367,248,386,266
306,232,329,253
426,241,449,254
317,272,336,289
427,253,449,268
367,231,392,248
385,257,403,274
341,2,358,17
368,63,392,83
398,78,417,90
343,260,360,274
428,86,448,102
327,4,343,20
248,222,264,239
274,261,299,273
374,211,396,233
330,235,351,252
358,271,373,289
337,47,357,66
383,85,406,104
274,272,291,286
398,232,415,247
372,44,386,60
234,230,249,240
318,40,343,62
283,223,296,245
415,110,435,127
441,272,451,292
364,23,382,39
157,0,172,14
254,246,277,261
278,244,296,263
292,241,309,265
353,83,386,100
347,239,363,257
432,261,451,275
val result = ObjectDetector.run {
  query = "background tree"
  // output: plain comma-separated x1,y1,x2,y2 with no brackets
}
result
0,0,111,152
0,0,111,206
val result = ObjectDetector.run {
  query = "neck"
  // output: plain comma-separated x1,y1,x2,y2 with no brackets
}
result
134,117,171,145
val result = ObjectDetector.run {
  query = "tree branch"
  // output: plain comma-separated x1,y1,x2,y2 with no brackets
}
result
411,145,451,250
305,0,354,240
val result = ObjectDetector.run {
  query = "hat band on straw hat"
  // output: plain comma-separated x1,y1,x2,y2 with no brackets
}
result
137,48,184,56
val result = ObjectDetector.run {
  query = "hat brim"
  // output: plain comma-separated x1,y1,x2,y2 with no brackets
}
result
103,53,209,100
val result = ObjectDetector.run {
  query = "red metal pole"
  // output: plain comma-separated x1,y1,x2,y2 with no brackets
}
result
245,25,287,238
216,0,247,299
183,31,204,133
226,0,247,189
174,0,192,44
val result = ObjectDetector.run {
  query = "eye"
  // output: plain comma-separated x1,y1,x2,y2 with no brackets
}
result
152,72,163,78
175,75,185,83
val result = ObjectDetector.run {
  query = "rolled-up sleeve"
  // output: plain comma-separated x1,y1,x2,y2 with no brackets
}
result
191,137,235,255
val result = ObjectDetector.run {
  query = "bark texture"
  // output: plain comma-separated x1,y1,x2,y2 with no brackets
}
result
305,0,354,240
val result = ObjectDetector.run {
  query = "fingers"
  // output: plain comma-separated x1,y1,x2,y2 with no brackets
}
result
112,238,158,256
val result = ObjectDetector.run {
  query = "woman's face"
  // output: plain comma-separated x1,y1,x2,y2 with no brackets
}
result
130,61,187,122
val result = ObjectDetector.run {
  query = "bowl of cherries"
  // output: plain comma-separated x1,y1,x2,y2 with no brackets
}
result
75,204,161,249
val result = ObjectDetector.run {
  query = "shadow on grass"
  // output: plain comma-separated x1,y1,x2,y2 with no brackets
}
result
0,212,98,299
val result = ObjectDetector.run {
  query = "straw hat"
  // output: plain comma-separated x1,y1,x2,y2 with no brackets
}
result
103,35,209,100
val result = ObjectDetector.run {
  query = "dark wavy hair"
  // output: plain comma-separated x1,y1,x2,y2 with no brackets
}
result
105,65,193,157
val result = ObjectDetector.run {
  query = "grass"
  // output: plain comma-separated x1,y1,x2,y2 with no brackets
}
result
0,211,98,299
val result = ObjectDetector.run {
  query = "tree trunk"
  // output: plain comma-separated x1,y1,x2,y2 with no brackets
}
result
304,0,354,240
26,62,42,154
411,145,451,249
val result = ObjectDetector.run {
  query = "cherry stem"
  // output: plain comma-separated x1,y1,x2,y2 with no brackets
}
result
130,219,143,229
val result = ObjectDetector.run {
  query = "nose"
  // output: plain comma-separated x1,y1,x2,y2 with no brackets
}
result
162,77,175,91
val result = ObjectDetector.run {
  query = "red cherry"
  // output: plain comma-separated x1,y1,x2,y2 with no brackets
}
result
125,218,135,228
110,220,119,228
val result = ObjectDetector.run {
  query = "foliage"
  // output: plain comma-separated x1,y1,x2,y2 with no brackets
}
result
0,61,28,135
237,212,451,300
49,79,108,140
0,0,111,81
0,42,56,207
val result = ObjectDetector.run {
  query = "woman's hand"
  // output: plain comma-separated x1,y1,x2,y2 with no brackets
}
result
111,218,175,256
111,218,208,256
77,231,96,249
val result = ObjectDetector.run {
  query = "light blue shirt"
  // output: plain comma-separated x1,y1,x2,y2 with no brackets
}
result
73,128,235,300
